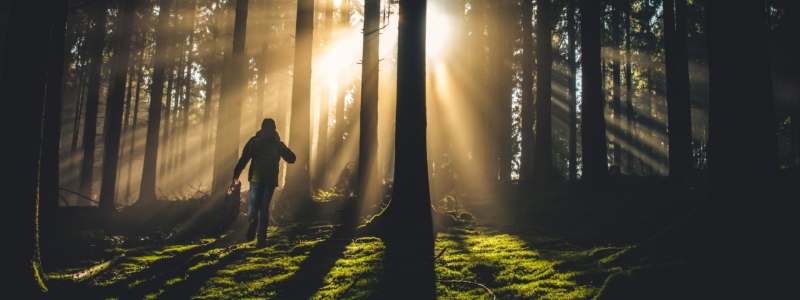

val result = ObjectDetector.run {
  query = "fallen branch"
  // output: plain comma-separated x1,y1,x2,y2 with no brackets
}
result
72,254,125,282
437,279,496,300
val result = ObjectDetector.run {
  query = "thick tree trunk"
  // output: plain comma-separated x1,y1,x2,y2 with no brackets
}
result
355,0,380,224
704,0,780,295
579,0,609,186
533,0,554,181
213,0,249,194
1,0,57,296
40,0,68,268
663,0,693,187
370,0,436,298
282,0,314,200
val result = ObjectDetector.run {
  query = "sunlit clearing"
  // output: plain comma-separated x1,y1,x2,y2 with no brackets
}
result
426,3,450,58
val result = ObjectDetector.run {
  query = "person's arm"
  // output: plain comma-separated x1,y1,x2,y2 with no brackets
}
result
277,141,296,164
232,138,253,180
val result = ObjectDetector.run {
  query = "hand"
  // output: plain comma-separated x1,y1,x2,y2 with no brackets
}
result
228,179,240,195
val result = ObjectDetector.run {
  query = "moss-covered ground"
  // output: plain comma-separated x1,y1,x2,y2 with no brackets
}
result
39,178,724,299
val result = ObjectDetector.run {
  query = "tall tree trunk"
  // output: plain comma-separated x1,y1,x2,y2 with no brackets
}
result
39,0,68,268
99,0,136,213
315,0,334,188
160,68,174,185
139,0,172,202
80,0,107,205
663,0,693,187
212,0,247,194
533,0,554,181
518,0,535,182
624,5,635,174
282,0,314,200
579,0,609,186
367,0,436,298
704,0,779,294
355,0,380,224
181,2,196,174
611,5,622,168
125,61,143,203
567,0,578,181
0,0,56,295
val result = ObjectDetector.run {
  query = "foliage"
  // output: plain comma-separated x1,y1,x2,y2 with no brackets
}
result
38,178,718,299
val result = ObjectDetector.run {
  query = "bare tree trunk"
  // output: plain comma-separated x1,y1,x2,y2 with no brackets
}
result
663,0,693,187
139,0,172,202
80,0,107,205
355,0,381,224
212,0,249,194
518,0,534,182
282,0,314,200
567,0,578,181
99,0,137,213
533,0,554,181
579,0,609,186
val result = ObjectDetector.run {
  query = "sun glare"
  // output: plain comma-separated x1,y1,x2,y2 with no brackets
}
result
426,4,450,57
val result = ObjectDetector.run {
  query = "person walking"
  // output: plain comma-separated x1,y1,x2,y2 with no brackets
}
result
231,118,296,248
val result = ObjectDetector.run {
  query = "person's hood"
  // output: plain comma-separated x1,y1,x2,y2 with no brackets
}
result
255,128,280,142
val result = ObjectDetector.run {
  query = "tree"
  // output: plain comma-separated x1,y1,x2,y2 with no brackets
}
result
567,0,578,181
355,0,380,223
213,0,249,194
663,0,693,186
139,0,173,203
518,0,535,182
703,0,781,295
366,0,436,298
533,0,555,181
282,0,314,200
98,0,137,212
579,0,609,186
40,0,69,266
1,0,57,295
79,0,107,205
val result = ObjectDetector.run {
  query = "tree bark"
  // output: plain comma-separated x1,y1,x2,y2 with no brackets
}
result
518,0,535,182
369,0,437,298
579,0,609,186
79,0,107,205
282,0,314,200
704,0,780,294
663,0,693,187
533,0,554,181
139,0,172,202
213,0,249,194
99,0,137,213
0,0,57,295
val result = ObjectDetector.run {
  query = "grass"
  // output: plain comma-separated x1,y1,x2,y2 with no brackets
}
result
40,178,713,299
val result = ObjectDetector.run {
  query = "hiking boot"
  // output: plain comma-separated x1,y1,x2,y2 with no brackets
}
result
255,238,267,248
245,220,257,242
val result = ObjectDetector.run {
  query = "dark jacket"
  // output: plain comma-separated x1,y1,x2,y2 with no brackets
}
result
233,129,296,186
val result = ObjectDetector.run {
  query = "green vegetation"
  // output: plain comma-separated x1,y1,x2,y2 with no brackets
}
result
42,179,707,299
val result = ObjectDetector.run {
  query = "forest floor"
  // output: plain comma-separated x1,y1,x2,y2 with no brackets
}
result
36,175,782,300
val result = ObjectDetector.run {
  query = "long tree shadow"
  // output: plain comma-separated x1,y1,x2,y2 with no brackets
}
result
156,245,251,299
270,223,356,299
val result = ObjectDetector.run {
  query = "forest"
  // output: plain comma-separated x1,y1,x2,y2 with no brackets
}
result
2,0,798,299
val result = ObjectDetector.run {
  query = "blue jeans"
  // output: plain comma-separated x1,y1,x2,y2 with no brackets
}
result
248,181,276,241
